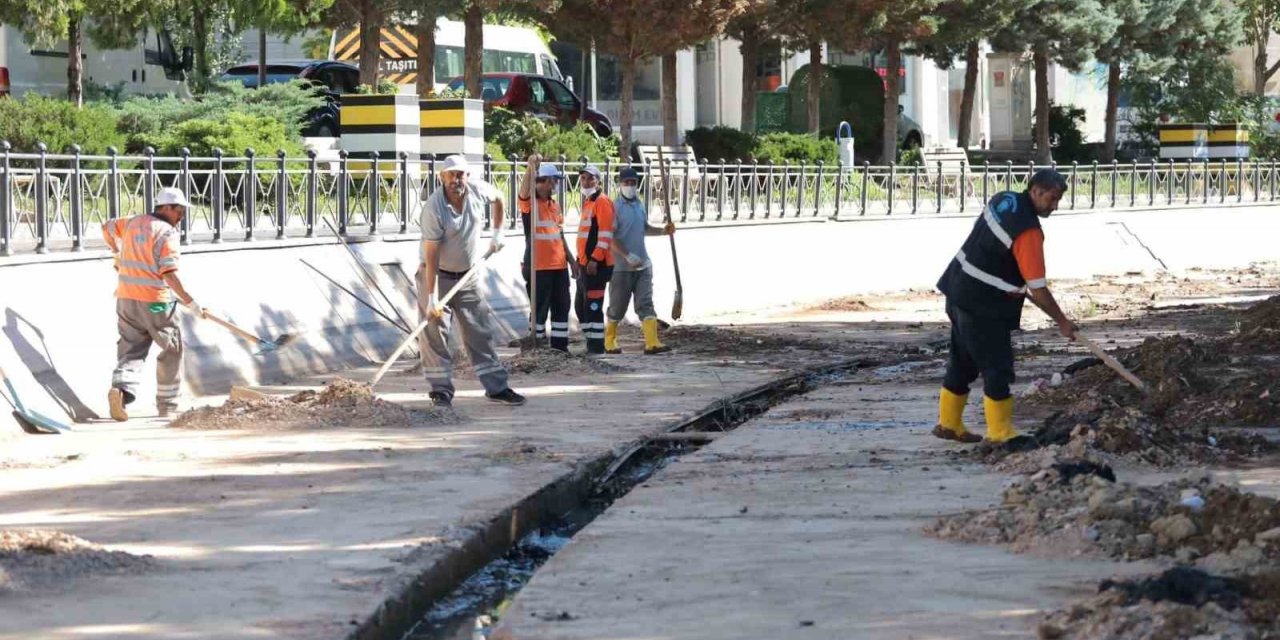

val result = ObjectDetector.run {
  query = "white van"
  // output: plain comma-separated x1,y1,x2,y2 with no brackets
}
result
0,25,189,98
331,18,562,92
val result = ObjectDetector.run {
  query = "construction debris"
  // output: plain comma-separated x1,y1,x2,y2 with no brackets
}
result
927,460,1280,565
1037,568,1280,640
170,378,456,430
1,530,155,594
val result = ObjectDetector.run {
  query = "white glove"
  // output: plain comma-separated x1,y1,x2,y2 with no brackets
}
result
185,300,205,320
489,227,504,255
626,252,643,268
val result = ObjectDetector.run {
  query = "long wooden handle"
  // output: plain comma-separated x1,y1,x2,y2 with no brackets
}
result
657,149,683,291
370,249,496,388
1079,334,1146,391
203,310,266,345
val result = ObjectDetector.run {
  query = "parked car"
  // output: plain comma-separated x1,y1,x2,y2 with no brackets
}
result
217,60,360,137
447,72,613,138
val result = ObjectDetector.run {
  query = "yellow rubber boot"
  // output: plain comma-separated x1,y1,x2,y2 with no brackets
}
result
605,320,622,354
983,395,1020,443
642,318,671,355
932,388,980,443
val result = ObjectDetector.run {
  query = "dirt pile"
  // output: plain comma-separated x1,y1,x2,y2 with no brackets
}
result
664,325,829,356
811,297,874,312
0,530,155,593
1038,568,1280,640
503,348,625,375
171,378,457,430
1024,298,1280,465
927,462,1280,564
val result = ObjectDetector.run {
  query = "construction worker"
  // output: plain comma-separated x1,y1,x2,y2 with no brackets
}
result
605,166,675,355
517,155,578,351
575,164,615,355
933,169,1078,446
419,154,525,407
102,187,204,421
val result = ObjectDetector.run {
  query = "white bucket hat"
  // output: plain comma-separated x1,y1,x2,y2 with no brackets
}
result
537,164,565,180
438,154,471,175
155,187,192,208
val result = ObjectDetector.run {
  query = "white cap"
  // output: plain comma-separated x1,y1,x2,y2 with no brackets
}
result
579,164,602,179
537,164,564,180
156,187,192,208
438,154,471,175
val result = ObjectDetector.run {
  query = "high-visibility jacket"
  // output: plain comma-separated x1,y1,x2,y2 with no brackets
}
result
103,214,180,303
936,191,1042,328
518,196,568,271
577,192,615,267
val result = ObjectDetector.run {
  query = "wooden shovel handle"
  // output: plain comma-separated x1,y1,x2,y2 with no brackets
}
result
203,310,265,345
1078,334,1147,391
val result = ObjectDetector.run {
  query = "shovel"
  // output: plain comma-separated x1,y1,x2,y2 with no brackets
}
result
0,363,69,434
202,309,296,356
1077,333,1147,392
656,148,684,321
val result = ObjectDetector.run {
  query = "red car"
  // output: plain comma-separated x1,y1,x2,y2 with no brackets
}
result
447,72,613,138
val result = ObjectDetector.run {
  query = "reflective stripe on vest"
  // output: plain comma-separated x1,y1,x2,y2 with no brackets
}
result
528,199,567,270
954,249,1025,294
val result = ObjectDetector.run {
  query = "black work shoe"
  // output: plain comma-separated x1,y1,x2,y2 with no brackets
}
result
429,392,452,408
486,388,526,406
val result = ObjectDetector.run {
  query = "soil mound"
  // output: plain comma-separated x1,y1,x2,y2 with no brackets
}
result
171,378,457,430
0,530,155,594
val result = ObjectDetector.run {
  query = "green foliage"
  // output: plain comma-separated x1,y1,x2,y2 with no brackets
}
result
356,79,403,95
485,107,619,163
898,147,923,165
113,80,326,153
150,112,305,158
786,64,884,160
1033,102,1092,163
485,140,507,161
84,80,130,105
685,126,758,162
1122,54,1240,154
754,132,838,165
0,93,124,154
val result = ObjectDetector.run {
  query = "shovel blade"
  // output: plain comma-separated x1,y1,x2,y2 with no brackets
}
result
671,290,683,321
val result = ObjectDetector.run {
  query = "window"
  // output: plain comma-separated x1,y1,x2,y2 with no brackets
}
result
546,79,577,110
529,79,549,105
483,50,536,74
435,45,465,82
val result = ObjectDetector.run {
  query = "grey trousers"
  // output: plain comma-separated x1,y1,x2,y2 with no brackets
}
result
112,299,183,410
607,268,656,322
417,269,509,399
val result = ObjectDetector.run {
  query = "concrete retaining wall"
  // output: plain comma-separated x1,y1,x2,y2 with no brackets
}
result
1,203,1276,422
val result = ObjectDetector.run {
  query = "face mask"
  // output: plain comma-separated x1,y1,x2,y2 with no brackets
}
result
620,185,637,199
580,185,598,198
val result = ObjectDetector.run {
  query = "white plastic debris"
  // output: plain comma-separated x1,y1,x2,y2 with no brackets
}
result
1208,435,1219,447
1180,495,1206,511
1021,378,1051,397
1051,372,1065,387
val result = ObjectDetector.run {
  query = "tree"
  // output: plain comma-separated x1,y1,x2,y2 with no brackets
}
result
913,0,1033,148
1239,0,1280,94
724,3,779,133
546,0,747,154
993,1,1119,163
0,0,159,106
326,0,397,85
1095,0,1241,161
233,0,333,86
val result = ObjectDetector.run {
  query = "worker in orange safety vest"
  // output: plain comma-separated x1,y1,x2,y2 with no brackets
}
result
518,154,579,351
102,187,205,421
575,164,615,354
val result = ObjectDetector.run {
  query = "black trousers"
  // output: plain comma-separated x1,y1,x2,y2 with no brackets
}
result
942,300,1015,401
524,268,571,351
575,265,614,354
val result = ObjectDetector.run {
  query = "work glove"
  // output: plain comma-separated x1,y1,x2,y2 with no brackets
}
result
489,227,504,256
625,253,643,268
184,300,206,320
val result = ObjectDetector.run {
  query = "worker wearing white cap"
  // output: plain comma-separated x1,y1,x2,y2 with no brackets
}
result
518,154,578,351
418,154,525,407
102,186,204,421
575,163,615,354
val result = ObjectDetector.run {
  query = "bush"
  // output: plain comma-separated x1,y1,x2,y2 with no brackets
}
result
685,126,757,162
151,112,305,159
754,132,838,165
0,93,125,155
485,107,617,163
1034,102,1092,164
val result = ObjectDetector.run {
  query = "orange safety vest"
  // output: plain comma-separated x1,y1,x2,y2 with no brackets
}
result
518,196,568,270
103,214,180,303
577,192,615,267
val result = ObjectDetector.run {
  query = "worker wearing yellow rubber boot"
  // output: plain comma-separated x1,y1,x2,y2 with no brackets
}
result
605,166,675,355
933,169,1078,448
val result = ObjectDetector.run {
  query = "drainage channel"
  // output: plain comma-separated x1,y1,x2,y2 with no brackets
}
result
361,357,876,640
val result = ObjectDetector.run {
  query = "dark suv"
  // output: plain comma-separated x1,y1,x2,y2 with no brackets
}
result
447,73,612,138
218,60,360,137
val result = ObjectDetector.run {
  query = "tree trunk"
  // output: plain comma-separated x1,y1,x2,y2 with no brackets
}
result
1102,62,1121,163
67,15,83,107
807,41,821,133
464,3,483,98
258,28,268,87
739,26,760,133
957,41,979,148
882,39,901,164
358,0,383,87
192,2,211,92
1256,36,1269,96
661,52,678,146
416,18,436,97
620,57,636,159
1034,43,1051,165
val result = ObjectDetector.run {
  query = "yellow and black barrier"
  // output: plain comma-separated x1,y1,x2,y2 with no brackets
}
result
420,98,485,162
339,93,421,175
1159,123,1250,160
